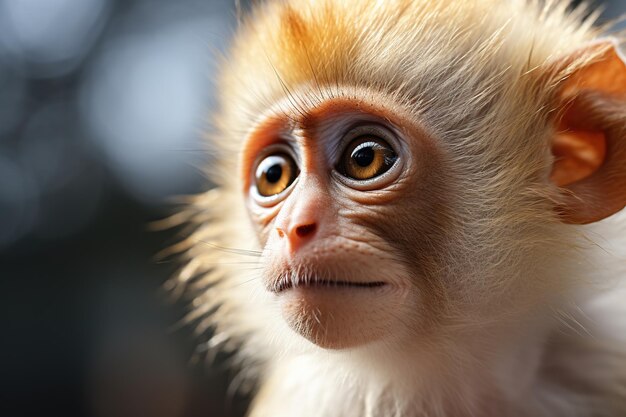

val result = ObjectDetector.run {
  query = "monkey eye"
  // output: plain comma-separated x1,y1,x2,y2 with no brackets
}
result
254,152,299,197
338,136,398,181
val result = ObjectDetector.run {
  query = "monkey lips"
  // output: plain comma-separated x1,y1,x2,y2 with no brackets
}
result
264,256,411,350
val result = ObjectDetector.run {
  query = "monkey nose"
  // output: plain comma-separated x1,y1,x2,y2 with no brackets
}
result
276,222,317,253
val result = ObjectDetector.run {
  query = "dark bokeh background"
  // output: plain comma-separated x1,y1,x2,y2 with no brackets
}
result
0,1,623,417
0,1,248,416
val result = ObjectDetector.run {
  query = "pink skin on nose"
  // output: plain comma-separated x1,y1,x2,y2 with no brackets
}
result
274,177,327,256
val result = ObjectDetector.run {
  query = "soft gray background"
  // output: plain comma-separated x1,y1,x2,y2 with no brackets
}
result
0,1,623,417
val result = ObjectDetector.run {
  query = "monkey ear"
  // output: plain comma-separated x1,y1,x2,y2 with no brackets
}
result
549,39,626,224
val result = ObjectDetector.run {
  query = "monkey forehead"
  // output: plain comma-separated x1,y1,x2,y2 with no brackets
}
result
218,0,600,135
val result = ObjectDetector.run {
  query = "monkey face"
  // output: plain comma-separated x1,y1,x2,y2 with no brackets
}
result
241,96,453,349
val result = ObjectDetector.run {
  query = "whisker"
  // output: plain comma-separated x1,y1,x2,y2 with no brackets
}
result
233,276,262,288
198,240,263,257
165,148,212,152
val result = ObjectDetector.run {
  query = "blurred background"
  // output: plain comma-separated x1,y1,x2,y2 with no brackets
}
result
0,1,623,417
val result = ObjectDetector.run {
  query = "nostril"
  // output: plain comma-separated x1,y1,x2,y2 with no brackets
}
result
295,223,316,238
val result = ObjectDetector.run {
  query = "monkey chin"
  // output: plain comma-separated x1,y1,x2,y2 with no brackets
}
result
277,283,405,350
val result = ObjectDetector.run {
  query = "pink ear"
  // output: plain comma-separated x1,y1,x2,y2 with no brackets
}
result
550,40,626,224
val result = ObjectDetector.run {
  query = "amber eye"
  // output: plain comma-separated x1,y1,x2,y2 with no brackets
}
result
338,136,398,181
254,153,299,197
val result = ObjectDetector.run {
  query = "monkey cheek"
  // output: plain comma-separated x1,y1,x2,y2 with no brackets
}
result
279,286,404,350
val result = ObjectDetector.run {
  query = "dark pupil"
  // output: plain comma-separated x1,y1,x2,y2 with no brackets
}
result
352,147,375,167
265,164,283,183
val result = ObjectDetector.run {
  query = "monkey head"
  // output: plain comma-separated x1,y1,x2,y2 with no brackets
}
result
173,0,626,370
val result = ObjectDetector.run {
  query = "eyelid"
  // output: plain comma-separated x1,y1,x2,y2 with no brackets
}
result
252,140,299,163
332,123,398,163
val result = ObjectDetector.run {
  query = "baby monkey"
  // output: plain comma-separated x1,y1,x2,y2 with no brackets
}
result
169,0,626,416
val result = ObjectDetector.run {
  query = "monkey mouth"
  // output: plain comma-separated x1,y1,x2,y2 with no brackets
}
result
271,277,387,293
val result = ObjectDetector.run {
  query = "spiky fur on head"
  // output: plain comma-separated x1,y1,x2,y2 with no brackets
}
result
165,0,626,415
